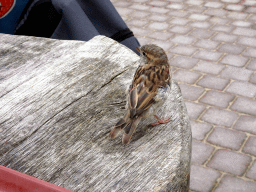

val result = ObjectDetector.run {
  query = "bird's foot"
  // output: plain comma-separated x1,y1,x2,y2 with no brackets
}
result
151,115,172,126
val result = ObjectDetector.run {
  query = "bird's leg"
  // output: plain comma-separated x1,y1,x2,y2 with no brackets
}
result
151,115,171,126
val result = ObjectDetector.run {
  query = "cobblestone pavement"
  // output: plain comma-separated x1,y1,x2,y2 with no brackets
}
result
111,0,256,191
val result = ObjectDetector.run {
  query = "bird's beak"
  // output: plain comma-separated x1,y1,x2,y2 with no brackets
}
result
135,47,140,52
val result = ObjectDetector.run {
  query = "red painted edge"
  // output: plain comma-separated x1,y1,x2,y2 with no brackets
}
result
0,165,73,192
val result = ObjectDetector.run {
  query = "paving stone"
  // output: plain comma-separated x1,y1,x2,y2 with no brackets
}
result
168,10,188,17
246,160,256,180
250,74,256,84
169,26,191,34
129,4,149,10
171,45,198,56
246,7,256,13
212,25,234,33
171,35,196,45
231,97,256,116
204,2,224,8
221,55,248,67
243,136,256,156
213,32,238,43
197,75,229,90
233,27,256,37
227,12,248,20
210,17,229,24
137,37,152,45
150,40,174,51
191,120,212,141
149,7,169,14
207,127,246,150
115,7,134,16
185,101,206,119
148,15,168,22
170,56,199,69
195,39,219,50
179,84,205,101
194,50,222,61
226,81,256,98
243,0,256,6
234,115,256,135
169,18,190,25
190,165,221,192
221,0,240,2
218,44,245,54
190,29,214,39
191,140,215,165
207,149,251,176
221,66,253,81
190,21,211,29
148,1,169,7
225,4,244,12
243,48,256,58
232,21,252,28
187,5,207,13
127,19,148,27
193,61,225,75
247,59,256,70
148,22,169,30
112,1,132,7
238,37,256,47
147,31,173,41
132,27,152,37
205,8,227,17
186,0,204,6
189,14,210,21
200,90,235,108
129,11,150,19
173,69,201,84
167,3,185,10
215,175,256,192
201,107,238,127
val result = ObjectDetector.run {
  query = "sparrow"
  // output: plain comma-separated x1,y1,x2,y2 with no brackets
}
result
109,44,171,145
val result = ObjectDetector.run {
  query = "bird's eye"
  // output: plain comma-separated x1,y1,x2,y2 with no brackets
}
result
142,52,146,56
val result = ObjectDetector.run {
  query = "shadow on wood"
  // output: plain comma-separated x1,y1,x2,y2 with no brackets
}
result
0,33,191,192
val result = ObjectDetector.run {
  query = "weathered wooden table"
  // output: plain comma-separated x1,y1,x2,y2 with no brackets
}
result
0,33,191,192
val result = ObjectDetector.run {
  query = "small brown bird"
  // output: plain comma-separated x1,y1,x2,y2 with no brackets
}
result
109,44,171,144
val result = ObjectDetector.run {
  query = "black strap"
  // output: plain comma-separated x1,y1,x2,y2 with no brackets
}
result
110,28,134,42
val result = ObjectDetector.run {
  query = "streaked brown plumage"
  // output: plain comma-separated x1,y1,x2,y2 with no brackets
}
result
109,44,171,145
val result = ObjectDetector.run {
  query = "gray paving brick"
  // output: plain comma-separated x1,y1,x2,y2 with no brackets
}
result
148,31,173,41
169,26,191,34
249,15,256,21
167,3,185,10
207,127,246,150
221,54,248,67
207,149,251,176
112,1,132,7
129,4,149,10
212,25,234,33
187,5,207,13
250,74,256,84
190,29,214,39
129,11,150,19
132,27,152,37
238,37,256,47
191,120,212,141
231,97,256,116
205,8,227,17
195,39,219,50
226,81,256,98
189,14,210,21
215,175,256,192
243,136,256,156
221,0,240,2
232,21,252,28
185,101,206,119
246,160,256,180
115,7,133,16
213,32,238,43
168,10,188,17
137,37,152,45
148,1,169,7
246,7,256,13
179,84,204,101
197,75,229,90
173,69,201,84
171,35,196,45
190,21,211,29
186,0,204,6
210,17,229,24
149,7,169,14
127,19,148,27
200,90,235,108
233,27,256,37
243,0,256,6
193,61,225,75
150,40,174,51
234,115,256,134
221,66,253,81
190,165,221,192
247,59,256,70
148,15,168,22
227,12,248,20
148,22,169,30
204,2,224,8
201,107,238,127
170,56,199,69
192,140,215,165
218,44,245,54
243,47,256,58
225,4,245,12
169,18,190,25
171,45,198,56
194,50,222,61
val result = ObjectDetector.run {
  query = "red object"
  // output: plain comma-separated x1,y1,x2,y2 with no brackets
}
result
0,0,15,18
0,165,73,192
